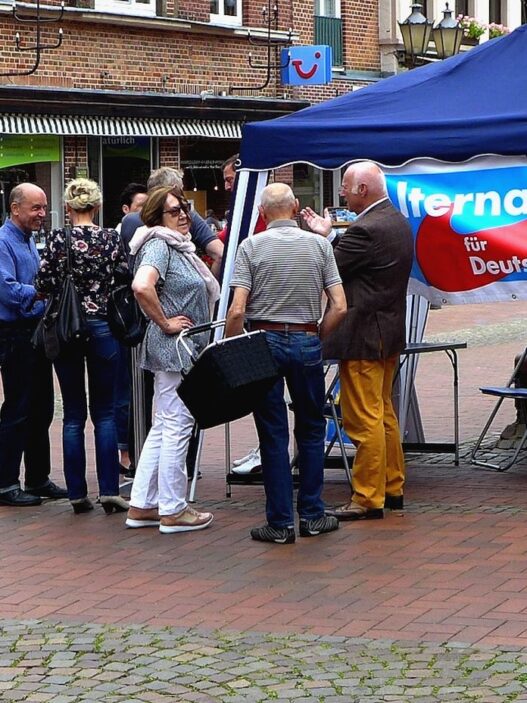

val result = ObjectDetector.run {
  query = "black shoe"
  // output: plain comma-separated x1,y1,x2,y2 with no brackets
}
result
299,515,339,537
123,465,135,480
70,497,94,514
384,494,404,510
250,524,295,544
0,488,42,507
25,481,68,500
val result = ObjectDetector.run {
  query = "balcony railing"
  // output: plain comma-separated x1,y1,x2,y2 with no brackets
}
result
314,15,343,67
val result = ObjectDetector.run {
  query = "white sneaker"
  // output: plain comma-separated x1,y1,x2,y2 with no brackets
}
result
232,449,262,474
232,447,259,467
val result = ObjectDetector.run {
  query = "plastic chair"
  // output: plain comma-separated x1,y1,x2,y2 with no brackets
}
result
470,347,527,471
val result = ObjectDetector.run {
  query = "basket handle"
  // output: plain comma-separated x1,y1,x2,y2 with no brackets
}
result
175,319,226,367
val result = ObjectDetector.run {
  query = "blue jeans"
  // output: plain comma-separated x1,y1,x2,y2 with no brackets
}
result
253,332,326,528
54,318,120,500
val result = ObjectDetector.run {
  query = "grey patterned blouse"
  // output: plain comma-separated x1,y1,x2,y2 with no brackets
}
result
134,238,210,373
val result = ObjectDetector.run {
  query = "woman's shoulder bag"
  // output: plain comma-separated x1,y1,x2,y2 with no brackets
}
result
32,227,89,360
106,236,147,347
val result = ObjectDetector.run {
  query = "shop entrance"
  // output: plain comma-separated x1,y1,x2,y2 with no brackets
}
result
100,136,152,228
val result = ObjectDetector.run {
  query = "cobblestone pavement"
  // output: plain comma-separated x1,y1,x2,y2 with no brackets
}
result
2,302,527,702
2,620,527,702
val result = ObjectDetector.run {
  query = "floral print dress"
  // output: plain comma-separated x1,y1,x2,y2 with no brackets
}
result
36,225,127,317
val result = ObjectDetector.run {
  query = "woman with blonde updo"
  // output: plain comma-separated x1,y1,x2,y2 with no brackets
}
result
36,178,129,516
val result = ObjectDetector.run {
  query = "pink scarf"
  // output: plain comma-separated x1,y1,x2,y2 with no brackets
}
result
129,225,220,309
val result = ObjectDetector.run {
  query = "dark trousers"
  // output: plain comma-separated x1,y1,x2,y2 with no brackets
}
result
0,323,54,491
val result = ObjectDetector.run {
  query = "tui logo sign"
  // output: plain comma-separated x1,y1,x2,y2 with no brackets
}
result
280,45,332,85
384,157,527,305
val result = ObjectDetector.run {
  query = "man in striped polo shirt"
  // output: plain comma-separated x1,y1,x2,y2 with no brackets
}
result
226,183,346,544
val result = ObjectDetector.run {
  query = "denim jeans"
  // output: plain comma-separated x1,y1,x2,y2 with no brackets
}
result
54,318,120,500
0,322,54,491
253,331,326,528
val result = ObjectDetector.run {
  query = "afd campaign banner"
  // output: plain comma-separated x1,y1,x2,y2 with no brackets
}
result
383,155,527,306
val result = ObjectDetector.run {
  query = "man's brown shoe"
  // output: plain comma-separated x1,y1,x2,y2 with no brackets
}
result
325,501,383,521
126,506,160,528
159,505,213,534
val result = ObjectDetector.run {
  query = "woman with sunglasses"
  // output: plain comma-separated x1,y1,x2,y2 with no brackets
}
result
126,186,220,534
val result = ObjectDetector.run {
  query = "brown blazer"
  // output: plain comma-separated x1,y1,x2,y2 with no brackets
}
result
323,199,414,361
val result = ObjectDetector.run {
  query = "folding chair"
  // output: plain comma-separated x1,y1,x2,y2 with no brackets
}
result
289,362,353,486
321,362,353,486
470,347,527,471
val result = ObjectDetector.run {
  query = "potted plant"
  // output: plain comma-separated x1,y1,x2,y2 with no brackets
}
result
488,23,510,39
457,15,486,44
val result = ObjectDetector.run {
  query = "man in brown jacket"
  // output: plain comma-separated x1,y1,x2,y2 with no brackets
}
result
302,161,414,520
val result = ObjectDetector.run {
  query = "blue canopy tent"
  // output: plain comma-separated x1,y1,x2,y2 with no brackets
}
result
219,24,527,322
239,24,527,171
215,25,527,451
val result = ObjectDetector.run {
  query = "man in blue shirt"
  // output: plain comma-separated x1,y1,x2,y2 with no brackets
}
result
0,183,67,506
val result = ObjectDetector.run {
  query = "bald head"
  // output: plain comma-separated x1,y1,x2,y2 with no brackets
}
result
259,183,298,223
341,161,387,213
9,183,47,235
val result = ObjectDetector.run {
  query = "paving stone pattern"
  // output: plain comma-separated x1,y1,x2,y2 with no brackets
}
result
2,621,527,702
1,302,527,701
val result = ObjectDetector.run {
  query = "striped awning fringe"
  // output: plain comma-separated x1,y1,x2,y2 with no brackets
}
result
0,113,242,139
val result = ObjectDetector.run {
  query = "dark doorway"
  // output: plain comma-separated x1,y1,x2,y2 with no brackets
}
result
101,137,151,228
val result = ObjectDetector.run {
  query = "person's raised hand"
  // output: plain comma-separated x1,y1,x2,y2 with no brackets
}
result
300,207,333,237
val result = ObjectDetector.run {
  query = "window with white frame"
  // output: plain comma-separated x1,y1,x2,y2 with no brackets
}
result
315,0,341,18
95,0,156,17
210,0,242,26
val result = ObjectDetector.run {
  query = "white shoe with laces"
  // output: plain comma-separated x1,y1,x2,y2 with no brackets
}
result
232,447,259,467
232,449,262,474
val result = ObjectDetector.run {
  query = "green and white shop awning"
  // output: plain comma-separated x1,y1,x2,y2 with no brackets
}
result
0,113,242,139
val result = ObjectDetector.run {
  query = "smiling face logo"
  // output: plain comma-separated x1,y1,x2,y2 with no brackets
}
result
292,50,321,80
281,45,332,85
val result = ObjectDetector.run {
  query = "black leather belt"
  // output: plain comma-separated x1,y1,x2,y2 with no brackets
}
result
248,321,319,334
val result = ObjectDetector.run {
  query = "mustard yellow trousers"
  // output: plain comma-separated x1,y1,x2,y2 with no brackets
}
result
339,356,405,509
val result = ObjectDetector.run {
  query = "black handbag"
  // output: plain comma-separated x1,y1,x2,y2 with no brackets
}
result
177,325,280,429
32,228,89,360
107,241,147,347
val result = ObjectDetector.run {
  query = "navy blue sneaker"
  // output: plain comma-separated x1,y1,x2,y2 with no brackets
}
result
250,524,295,544
299,515,339,537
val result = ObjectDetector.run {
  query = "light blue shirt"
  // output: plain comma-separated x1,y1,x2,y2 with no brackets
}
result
0,218,45,321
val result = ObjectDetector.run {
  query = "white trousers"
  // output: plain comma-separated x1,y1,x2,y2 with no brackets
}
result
130,370,194,516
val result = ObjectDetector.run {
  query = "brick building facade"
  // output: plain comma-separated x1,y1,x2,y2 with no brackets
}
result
0,0,382,225
0,1,522,225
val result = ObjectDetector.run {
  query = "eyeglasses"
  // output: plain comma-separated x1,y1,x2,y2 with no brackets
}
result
163,205,189,217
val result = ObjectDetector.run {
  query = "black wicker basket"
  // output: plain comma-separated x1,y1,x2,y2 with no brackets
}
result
177,330,279,429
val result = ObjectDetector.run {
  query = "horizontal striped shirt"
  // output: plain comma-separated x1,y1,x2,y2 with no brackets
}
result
230,219,341,324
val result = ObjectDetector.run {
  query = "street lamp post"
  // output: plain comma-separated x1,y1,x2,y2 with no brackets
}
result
433,3,463,59
398,3,433,66
398,2,463,67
